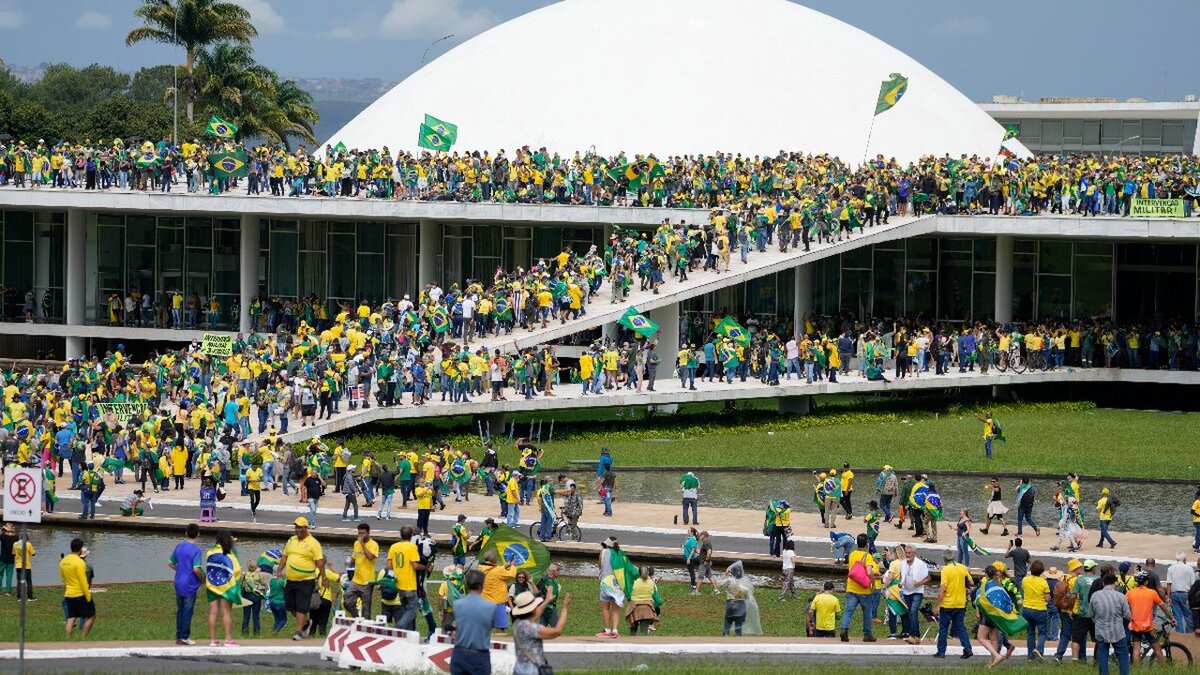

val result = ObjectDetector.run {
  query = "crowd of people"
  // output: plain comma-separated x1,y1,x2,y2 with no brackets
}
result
2,137,1199,218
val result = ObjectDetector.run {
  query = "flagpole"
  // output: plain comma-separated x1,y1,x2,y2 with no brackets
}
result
862,115,877,167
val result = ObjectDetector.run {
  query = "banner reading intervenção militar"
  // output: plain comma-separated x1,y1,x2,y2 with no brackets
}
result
200,333,233,357
96,402,143,423
1130,198,1185,218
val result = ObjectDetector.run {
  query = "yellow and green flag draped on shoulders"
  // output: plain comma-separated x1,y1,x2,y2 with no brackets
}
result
977,579,1027,636
714,316,750,346
476,525,550,580
203,545,247,605
618,306,659,338
875,73,908,115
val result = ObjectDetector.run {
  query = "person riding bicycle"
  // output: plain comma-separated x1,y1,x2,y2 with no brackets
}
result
561,477,583,530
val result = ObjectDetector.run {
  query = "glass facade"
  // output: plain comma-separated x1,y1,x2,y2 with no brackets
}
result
0,210,66,322
995,116,1197,155
90,214,416,328
440,223,602,287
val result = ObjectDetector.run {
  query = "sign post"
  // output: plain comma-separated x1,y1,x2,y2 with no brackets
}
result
5,466,43,675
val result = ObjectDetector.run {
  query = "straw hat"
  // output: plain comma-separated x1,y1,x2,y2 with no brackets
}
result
510,591,543,618
1044,566,1063,580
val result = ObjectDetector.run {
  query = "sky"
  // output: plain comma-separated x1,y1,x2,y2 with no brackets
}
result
1,0,1197,102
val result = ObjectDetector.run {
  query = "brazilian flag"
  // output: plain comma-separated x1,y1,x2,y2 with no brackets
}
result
494,297,512,322
977,579,1028,637
424,114,458,145
331,141,347,155
606,546,641,602
418,123,451,151
885,578,907,618
476,525,550,580
714,316,750,346
924,489,943,520
257,548,282,570
209,150,249,178
204,545,246,605
874,72,908,115
618,306,659,338
430,306,450,333
100,456,124,475
605,159,657,191
1003,125,1020,141
134,150,160,168
205,116,238,139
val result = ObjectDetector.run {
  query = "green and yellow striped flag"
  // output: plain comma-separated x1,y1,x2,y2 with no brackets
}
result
418,123,451,152
205,116,238,139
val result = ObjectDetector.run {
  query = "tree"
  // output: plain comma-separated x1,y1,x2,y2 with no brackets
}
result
266,75,319,148
30,64,130,113
195,43,319,147
129,64,177,104
125,0,257,123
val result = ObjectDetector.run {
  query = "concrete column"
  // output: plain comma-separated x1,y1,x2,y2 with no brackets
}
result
602,321,619,345
793,263,813,337
417,219,438,288
65,208,86,360
994,235,1014,325
778,395,812,415
239,214,260,333
648,301,681,352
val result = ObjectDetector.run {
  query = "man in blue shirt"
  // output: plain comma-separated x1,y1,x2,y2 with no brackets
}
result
451,570,496,675
167,523,204,645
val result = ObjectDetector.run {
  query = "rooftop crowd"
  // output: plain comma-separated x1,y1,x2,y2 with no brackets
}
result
1,137,1198,216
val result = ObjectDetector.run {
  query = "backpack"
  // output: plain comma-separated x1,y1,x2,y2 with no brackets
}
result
1019,485,1036,509
1053,575,1078,612
368,461,382,480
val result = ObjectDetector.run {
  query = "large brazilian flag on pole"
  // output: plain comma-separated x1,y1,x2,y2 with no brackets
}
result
476,525,551,580
424,114,458,145
874,73,908,115
618,306,659,338
418,123,452,152
714,316,750,346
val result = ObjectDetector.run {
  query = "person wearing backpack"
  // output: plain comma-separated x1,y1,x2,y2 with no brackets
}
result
361,451,379,508
1015,477,1040,537
1052,558,1083,661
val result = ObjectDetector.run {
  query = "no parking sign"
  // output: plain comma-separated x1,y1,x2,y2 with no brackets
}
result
4,467,42,523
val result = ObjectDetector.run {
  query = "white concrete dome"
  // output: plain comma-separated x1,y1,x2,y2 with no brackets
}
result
328,0,1028,163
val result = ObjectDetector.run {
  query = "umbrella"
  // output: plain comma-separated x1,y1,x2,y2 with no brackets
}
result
0,133,13,142
125,136,144,145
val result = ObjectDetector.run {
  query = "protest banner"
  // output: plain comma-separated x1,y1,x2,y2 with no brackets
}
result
1130,198,1185,218
201,333,233,357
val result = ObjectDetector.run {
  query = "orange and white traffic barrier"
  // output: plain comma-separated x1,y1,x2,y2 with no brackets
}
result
422,631,515,675
323,611,389,661
336,621,422,672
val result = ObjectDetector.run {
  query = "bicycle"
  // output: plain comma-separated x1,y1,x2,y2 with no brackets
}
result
1132,617,1193,667
995,345,1025,374
528,509,582,542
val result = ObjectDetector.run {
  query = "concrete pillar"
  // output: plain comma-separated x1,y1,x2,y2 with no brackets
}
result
778,395,811,415
648,302,681,352
994,235,1014,325
602,321,619,345
239,214,260,333
794,262,813,337
65,208,86,360
418,219,438,288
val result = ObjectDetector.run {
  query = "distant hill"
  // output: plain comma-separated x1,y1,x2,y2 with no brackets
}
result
297,78,395,145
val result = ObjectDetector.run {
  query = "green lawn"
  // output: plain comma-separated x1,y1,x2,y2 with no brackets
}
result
3,576,886,643
333,399,1198,479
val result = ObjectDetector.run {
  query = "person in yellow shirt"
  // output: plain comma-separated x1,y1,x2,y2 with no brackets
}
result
477,549,518,630
841,534,881,641
806,580,842,637
246,460,264,522
1021,560,1052,656
932,549,974,656
414,482,434,536
276,517,326,641
385,525,425,632
61,538,95,638
505,472,521,527
840,463,855,517
11,529,35,600
1095,487,1116,549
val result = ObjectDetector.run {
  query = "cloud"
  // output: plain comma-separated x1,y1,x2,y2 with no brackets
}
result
233,0,287,34
0,2,23,29
379,0,497,39
74,10,112,30
933,17,988,37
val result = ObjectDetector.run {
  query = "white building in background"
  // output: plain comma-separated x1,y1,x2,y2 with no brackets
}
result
981,96,1200,156
327,0,1027,163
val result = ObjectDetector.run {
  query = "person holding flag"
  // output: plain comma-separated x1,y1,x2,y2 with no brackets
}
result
976,563,1026,668
199,530,244,648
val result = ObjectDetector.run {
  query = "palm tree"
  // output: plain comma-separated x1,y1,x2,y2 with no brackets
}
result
125,0,257,123
269,77,319,149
